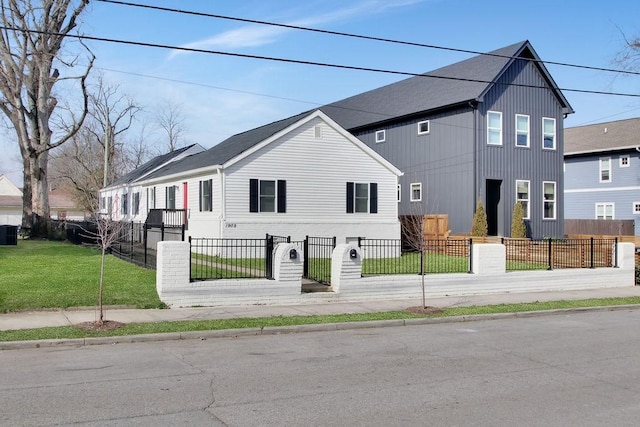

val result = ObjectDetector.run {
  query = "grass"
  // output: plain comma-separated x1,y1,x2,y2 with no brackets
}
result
2,296,640,343
0,240,164,312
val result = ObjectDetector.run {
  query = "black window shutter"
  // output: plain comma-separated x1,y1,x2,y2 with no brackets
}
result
346,182,354,213
370,183,378,214
199,181,203,212
277,180,286,213
208,179,213,211
249,179,259,212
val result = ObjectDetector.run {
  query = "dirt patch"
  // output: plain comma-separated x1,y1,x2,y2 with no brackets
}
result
75,320,126,332
405,306,444,316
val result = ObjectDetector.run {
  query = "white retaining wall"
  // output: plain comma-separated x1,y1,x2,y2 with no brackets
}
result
156,241,636,307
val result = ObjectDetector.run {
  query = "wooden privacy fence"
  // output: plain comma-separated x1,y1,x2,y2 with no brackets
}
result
564,219,634,236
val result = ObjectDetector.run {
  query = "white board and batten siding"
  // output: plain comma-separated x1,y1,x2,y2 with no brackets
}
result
222,114,402,243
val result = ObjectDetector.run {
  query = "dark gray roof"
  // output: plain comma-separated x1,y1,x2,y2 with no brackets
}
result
144,41,573,181
142,111,312,181
106,144,202,187
564,117,640,155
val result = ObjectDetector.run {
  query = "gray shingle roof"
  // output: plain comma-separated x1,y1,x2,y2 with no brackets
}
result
143,40,572,181
106,144,202,187
564,117,640,155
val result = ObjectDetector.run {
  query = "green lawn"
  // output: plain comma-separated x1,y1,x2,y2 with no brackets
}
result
0,240,163,312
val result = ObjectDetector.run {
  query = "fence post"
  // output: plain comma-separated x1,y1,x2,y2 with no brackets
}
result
161,223,165,241
614,237,619,268
143,223,148,267
181,224,186,241
265,234,274,280
130,221,134,262
468,238,473,273
547,237,553,270
303,236,309,278
590,237,595,269
188,236,192,281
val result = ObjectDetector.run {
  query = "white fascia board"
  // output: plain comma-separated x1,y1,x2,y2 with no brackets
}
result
222,109,403,177
137,165,221,187
565,145,640,157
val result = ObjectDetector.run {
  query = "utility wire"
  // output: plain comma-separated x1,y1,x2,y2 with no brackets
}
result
3,25,640,98
97,0,640,77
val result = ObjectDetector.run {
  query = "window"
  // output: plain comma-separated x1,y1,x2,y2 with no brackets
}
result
600,158,611,182
542,181,556,220
100,197,105,210
150,187,156,209
166,186,176,209
417,120,430,135
132,192,140,215
121,193,128,215
487,111,502,145
346,182,378,213
620,155,630,168
199,179,213,212
107,196,112,215
596,203,614,220
314,124,322,139
375,129,386,143
542,118,556,150
250,179,286,213
516,180,530,219
515,114,530,147
633,202,640,214
397,184,401,203
410,183,422,202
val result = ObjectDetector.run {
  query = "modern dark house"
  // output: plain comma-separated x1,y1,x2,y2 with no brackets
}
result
321,40,573,238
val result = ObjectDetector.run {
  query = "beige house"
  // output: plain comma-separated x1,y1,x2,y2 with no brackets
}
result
0,175,87,225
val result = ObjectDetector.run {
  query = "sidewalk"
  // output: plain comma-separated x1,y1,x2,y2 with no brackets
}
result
2,286,640,332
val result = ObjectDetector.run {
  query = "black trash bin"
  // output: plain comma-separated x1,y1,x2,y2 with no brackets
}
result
0,225,18,245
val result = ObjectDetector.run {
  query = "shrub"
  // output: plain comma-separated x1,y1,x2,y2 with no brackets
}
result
511,202,527,238
471,200,488,237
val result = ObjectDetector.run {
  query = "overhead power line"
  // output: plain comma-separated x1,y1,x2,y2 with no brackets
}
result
2,24,640,99
97,0,640,77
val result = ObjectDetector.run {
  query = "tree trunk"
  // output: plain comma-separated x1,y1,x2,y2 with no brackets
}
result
27,151,51,237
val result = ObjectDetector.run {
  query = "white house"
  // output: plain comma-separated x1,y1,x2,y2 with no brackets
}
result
0,174,22,225
99,144,204,222
136,110,403,242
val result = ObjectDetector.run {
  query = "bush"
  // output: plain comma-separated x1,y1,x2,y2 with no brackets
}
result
511,202,527,238
471,200,488,237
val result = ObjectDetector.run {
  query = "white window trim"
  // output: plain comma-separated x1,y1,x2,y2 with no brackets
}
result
417,120,430,135
410,182,422,202
599,157,612,183
375,129,386,143
516,179,530,219
515,114,530,148
487,111,502,146
397,184,401,203
595,203,615,220
542,181,556,220
620,155,630,168
542,117,556,150
633,202,640,214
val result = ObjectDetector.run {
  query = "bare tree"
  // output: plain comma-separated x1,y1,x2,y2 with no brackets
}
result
155,100,186,152
401,211,428,309
49,76,143,211
0,0,93,236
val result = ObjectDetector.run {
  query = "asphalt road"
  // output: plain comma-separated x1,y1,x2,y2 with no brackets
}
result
2,309,640,426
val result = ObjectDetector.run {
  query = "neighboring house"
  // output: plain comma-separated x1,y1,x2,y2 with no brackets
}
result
0,174,87,225
564,117,640,235
0,174,22,225
137,110,402,242
99,144,204,221
320,40,573,238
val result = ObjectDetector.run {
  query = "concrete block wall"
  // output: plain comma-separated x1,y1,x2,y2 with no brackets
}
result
156,241,636,307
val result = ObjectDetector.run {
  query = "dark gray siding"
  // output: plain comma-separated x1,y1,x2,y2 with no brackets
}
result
354,107,476,234
479,58,565,238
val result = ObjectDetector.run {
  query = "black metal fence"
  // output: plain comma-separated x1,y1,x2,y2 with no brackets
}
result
190,237,269,280
303,236,336,284
358,238,472,275
503,238,618,271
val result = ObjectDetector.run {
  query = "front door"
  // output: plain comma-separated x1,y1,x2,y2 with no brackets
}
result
486,179,502,236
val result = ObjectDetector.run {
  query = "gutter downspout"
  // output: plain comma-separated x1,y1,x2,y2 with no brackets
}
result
218,167,225,238
470,101,478,212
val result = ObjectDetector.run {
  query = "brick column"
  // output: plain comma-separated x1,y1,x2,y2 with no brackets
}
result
331,244,362,292
156,241,191,296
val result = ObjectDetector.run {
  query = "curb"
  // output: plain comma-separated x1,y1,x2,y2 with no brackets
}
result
2,304,639,351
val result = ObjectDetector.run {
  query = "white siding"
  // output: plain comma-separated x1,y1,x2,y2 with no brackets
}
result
222,116,400,242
